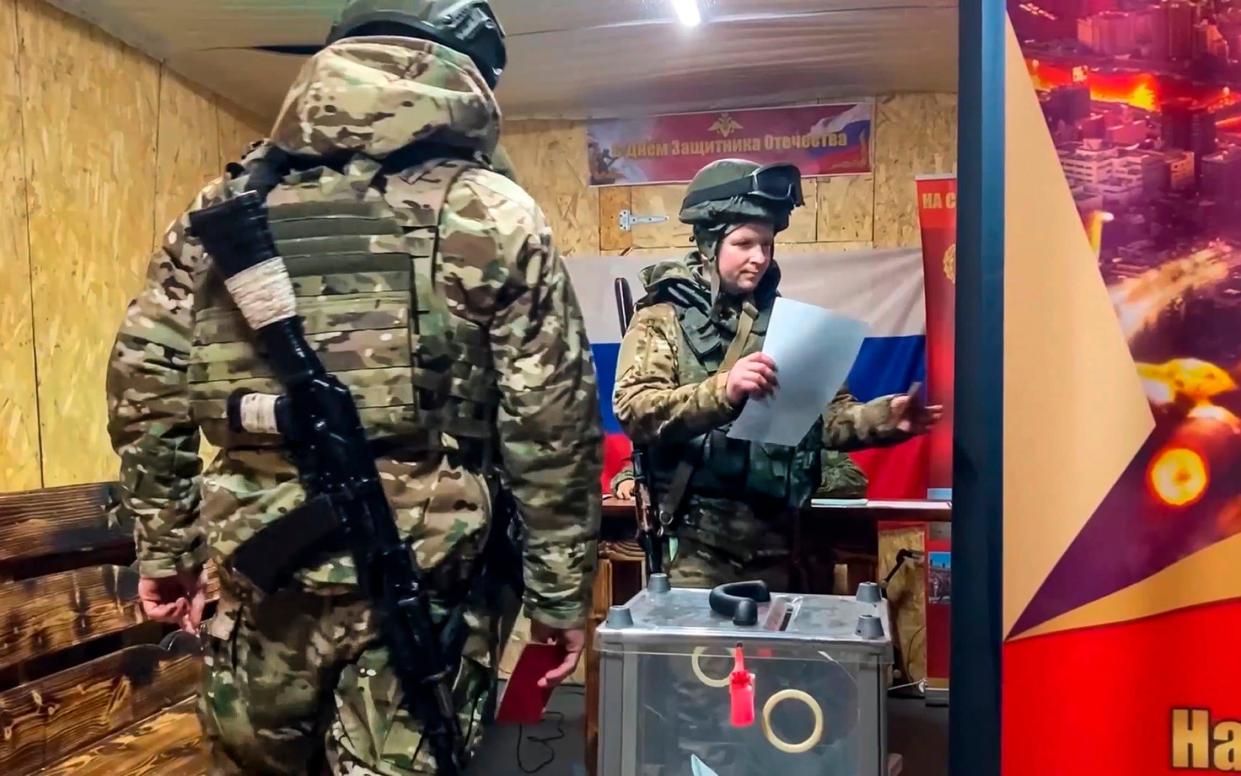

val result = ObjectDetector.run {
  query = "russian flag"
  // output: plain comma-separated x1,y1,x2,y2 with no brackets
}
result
565,247,929,500
809,102,873,158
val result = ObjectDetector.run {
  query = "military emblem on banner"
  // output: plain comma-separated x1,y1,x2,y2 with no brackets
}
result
708,113,743,138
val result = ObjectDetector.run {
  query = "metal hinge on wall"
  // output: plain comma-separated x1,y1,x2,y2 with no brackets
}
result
618,209,669,232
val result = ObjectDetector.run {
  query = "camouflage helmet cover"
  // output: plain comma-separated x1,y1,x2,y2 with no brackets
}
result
329,0,507,87
678,158,802,234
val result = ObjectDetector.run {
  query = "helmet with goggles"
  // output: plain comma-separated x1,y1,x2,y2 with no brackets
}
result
679,159,804,233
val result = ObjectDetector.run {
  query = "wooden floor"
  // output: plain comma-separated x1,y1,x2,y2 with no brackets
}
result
41,699,207,775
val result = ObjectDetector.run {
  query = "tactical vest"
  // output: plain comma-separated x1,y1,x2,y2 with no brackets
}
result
647,294,823,512
187,156,497,466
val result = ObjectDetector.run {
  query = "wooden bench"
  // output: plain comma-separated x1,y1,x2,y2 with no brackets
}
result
0,483,214,775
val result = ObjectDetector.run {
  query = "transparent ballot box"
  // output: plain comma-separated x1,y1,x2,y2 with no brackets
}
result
596,575,892,776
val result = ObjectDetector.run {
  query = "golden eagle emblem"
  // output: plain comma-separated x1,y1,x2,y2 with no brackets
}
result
709,113,743,138
943,243,957,285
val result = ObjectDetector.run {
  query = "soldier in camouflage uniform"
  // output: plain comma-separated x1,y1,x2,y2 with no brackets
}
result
106,2,603,773
613,161,938,775
610,449,867,500
613,159,940,593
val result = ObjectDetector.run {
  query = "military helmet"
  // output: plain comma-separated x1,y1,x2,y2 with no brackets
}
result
328,0,507,88
678,158,804,234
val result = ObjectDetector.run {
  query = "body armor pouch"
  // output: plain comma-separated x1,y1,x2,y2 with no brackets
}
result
187,152,498,470
648,294,822,519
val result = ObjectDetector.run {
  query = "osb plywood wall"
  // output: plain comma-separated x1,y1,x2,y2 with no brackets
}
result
502,94,958,258
0,0,955,492
0,0,267,492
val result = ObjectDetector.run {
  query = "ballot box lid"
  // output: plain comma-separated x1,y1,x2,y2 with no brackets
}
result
596,576,892,659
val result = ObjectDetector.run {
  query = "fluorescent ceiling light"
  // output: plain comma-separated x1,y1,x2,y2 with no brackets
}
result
671,0,702,27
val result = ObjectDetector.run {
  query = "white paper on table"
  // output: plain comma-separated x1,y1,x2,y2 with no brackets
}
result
727,297,870,447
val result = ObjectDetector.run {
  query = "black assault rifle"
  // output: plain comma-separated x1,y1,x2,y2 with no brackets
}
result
613,277,664,576
188,191,467,776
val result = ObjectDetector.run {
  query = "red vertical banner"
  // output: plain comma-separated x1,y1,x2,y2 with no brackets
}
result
925,526,952,688
916,175,957,501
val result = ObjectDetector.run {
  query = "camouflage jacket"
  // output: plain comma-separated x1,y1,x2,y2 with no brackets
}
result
613,252,906,498
611,450,868,499
814,451,869,499
106,38,602,629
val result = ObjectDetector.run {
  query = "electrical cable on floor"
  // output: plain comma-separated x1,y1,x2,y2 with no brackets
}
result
512,685,584,774
888,680,925,693
516,710,566,774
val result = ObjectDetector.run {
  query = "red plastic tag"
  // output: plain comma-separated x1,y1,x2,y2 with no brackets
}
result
729,644,755,727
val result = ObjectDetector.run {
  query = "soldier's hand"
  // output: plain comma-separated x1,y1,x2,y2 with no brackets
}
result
529,621,587,689
725,352,778,406
182,571,208,634
615,479,636,499
889,393,944,434
139,571,207,634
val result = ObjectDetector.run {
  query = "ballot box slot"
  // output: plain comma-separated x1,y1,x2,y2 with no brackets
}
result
762,595,802,632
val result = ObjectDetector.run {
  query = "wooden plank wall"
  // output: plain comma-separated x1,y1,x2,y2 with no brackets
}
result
502,94,959,258
0,0,266,491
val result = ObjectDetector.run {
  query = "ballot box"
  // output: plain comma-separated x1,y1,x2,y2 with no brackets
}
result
596,574,892,776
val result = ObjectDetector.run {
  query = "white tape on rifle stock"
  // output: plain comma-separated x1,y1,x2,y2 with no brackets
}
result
224,257,297,331
239,392,281,435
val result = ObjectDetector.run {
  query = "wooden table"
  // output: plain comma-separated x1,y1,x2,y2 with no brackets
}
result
585,498,951,772
601,497,952,522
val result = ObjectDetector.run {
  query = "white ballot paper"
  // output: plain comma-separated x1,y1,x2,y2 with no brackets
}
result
727,297,870,447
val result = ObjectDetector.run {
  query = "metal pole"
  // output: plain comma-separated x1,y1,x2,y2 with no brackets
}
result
950,0,1006,773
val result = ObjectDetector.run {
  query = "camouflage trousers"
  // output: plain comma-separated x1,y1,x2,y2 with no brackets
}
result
199,574,497,775
670,496,795,592
667,536,791,592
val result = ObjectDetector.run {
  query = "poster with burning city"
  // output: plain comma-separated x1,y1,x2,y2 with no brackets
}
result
584,103,873,186
1005,1,1241,773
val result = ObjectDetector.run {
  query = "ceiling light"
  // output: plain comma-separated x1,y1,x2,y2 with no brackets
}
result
671,0,702,27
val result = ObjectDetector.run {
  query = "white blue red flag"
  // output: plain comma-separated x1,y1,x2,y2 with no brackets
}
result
565,248,929,499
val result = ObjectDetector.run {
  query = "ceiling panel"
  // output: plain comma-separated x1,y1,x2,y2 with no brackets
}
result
499,7,957,118
43,0,958,121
